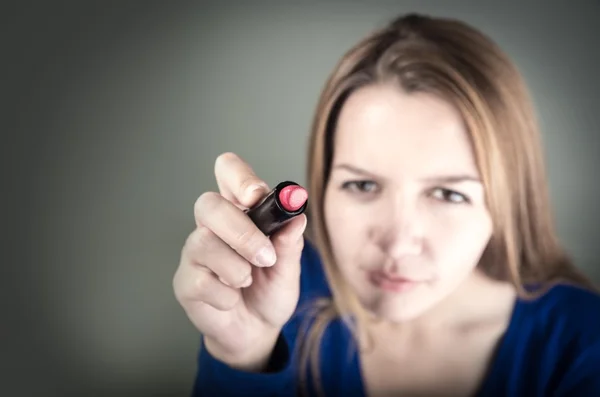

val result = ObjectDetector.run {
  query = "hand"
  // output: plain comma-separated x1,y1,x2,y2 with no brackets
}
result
173,152,307,370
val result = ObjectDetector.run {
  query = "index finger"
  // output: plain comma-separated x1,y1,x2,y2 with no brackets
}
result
214,152,270,208
194,191,276,267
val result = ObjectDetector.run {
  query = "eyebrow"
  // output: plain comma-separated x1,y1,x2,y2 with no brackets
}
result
332,163,481,184
420,175,481,184
332,164,380,179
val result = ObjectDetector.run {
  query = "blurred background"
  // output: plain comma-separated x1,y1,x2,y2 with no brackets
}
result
4,1,599,396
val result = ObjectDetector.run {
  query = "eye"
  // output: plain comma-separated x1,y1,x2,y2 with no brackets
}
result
341,180,379,194
430,187,470,204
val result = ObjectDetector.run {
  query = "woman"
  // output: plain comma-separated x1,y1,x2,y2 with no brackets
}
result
173,13,600,397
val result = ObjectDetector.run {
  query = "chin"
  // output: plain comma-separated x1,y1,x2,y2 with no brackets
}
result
365,298,431,323
355,285,435,324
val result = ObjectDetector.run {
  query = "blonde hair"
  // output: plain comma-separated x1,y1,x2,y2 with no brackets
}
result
297,13,596,396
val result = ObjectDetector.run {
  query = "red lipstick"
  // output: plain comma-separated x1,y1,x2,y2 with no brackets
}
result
278,184,308,212
246,181,308,236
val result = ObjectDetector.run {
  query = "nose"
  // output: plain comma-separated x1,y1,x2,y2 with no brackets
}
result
374,197,423,259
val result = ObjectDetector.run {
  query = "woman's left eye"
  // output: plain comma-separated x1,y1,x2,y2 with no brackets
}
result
430,188,470,204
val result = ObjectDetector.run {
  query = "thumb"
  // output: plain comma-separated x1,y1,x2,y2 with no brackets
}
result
268,214,307,280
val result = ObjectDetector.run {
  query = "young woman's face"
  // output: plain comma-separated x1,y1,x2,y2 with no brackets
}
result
323,83,493,323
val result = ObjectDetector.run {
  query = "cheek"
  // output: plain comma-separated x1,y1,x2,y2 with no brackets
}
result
324,189,367,235
428,208,492,274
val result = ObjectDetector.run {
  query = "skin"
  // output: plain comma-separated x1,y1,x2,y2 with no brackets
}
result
324,83,517,395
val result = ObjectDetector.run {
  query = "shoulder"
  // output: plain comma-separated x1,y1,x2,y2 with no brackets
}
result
510,282,600,395
523,282,600,343
531,280,600,308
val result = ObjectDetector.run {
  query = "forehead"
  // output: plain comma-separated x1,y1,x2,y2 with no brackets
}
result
333,83,479,177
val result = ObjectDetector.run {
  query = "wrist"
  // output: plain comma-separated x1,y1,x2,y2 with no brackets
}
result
203,328,281,372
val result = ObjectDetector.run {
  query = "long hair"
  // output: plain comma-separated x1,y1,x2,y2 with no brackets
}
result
298,13,595,397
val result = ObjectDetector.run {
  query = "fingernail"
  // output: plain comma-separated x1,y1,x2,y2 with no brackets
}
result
241,274,253,288
256,245,276,267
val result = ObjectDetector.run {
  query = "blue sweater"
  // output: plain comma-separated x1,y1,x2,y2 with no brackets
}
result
193,240,600,396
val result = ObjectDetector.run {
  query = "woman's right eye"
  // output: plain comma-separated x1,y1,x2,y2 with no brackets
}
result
340,180,379,194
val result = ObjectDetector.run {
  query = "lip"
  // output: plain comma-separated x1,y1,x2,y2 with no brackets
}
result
368,270,423,293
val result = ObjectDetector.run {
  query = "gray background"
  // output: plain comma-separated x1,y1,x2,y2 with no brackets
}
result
5,1,599,396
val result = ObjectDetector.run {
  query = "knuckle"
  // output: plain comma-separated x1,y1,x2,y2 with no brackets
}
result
214,152,238,174
234,264,253,286
234,227,264,251
218,259,252,288
194,191,222,220
193,226,214,251
183,229,199,250
219,294,240,311
192,269,212,298
183,228,211,263
172,268,184,303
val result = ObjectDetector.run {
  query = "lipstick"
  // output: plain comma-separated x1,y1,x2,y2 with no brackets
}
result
245,181,308,236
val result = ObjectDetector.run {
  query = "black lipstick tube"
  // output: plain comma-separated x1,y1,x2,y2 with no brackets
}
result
245,181,308,236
